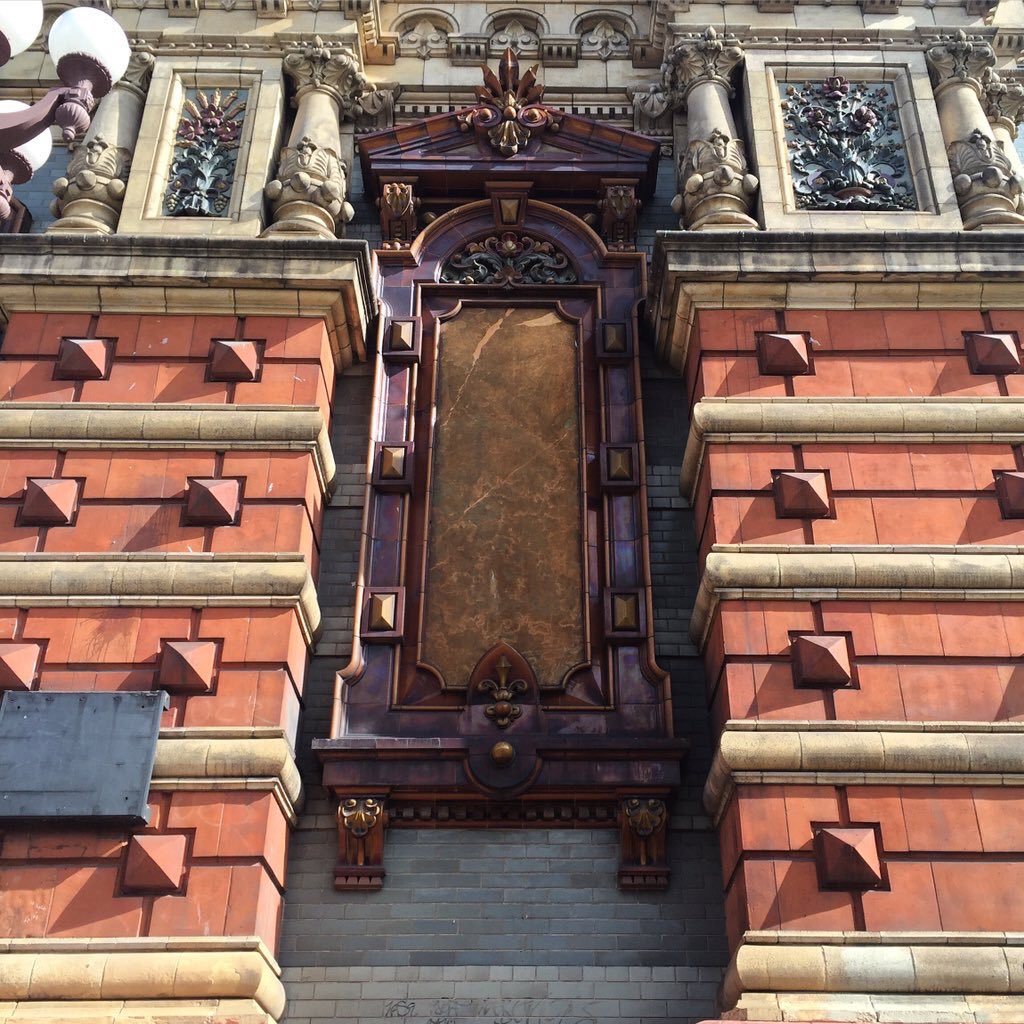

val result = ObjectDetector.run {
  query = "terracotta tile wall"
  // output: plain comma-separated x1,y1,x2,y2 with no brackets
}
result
0,311,335,953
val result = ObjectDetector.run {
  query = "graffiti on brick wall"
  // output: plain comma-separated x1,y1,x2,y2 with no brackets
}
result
381,998,597,1024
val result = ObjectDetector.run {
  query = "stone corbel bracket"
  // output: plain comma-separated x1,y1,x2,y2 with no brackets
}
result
681,396,1024,502
705,720,1024,824
691,545,1024,649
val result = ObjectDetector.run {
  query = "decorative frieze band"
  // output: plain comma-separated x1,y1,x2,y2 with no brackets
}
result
0,554,320,646
0,937,285,1021
692,546,1024,647
722,931,1024,1020
0,404,336,494
681,397,1024,500
704,721,1024,820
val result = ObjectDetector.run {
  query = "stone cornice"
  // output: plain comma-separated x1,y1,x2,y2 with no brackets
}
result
704,721,1024,821
0,404,336,495
0,554,321,647
0,937,284,1020
649,230,1024,371
681,397,1024,502
0,235,374,370
153,729,304,822
692,545,1024,648
722,931,1024,1016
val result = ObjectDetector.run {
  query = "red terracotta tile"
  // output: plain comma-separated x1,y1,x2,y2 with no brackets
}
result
1,312,49,354
973,790,1024,852
67,609,142,664
773,859,856,929
935,607,1010,658
148,864,230,937
900,787,983,852
847,786,908,851
932,861,1024,930
135,316,196,358
909,447,978,491
738,859,782,931
190,316,239,358
811,497,878,544
871,604,942,655
752,662,829,720
720,604,769,656
861,861,941,930
869,496,964,545
784,790,841,850
154,363,226,404
735,786,790,851
833,663,906,721
820,602,877,656
994,663,1024,720
80,363,161,403
0,360,77,402
825,310,888,351
47,865,143,937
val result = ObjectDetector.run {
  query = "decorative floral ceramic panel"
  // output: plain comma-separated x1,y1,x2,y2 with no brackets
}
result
164,87,248,217
780,76,916,212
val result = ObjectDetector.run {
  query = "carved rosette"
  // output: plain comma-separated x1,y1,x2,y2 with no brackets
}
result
661,28,759,230
675,129,759,230
49,51,155,234
925,32,1024,229
458,49,561,158
265,36,371,238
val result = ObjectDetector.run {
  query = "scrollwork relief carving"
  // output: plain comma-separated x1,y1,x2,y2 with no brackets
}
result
439,232,577,287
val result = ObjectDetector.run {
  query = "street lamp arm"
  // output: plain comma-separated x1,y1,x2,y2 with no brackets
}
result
0,88,75,153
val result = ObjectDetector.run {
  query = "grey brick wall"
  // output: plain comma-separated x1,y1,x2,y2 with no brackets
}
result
279,152,727,1024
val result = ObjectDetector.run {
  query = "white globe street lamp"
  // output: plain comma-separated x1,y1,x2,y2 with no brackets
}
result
0,0,131,220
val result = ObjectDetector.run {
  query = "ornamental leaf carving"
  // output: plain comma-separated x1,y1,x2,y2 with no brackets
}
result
624,798,667,837
982,69,1024,130
457,49,561,157
283,35,370,118
340,797,383,837
925,30,995,91
661,27,744,109
439,232,577,287
780,77,916,212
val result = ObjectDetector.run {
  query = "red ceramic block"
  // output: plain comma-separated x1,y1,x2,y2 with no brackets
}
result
20,478,80,526
965,331,1022,374
122,833,187,893
53,337,111,380
756,332,811,375
996,471,1024,518
773,470,832,518
813,826,884,890
791,634,853,688
0,641,43,691
208,339,261,382
157,640,219,694
185,477,241,526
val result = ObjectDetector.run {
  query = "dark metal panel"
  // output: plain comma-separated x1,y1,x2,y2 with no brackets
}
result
0,691,168,824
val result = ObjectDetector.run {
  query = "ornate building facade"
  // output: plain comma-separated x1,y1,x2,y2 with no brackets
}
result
1,2,1024,1023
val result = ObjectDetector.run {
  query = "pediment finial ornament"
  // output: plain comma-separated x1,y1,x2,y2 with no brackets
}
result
457,48,562,157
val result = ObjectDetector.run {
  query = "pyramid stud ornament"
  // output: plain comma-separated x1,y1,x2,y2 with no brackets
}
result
157,639,219,693
791,634,852,688
20,478,80,525
54,337,110,380
996,471,1024,518
774,470,831,518
122,833,187,893
965,332,1022,374
0,641,43,691
757,332,811,375
185,478,241,526
814,826,884,890
208,339,260,382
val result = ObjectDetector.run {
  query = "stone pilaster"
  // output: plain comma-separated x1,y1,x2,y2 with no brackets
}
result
661,27,758,231
982,68,1024,214
263,36,369,239
926,31,1024,229
48,51,155,235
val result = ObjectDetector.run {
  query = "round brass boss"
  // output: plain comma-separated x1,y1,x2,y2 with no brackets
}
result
490,740,516,767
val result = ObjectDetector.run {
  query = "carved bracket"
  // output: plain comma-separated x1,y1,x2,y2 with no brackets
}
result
378,180,419,248
597,179,640,251
619,796,670,890
335,796,387,890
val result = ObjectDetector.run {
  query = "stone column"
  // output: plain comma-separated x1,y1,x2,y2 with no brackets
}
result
661,27,759,231
926,31,1024,229
982,68,1024,215
263,36,369,239
48,51,155,235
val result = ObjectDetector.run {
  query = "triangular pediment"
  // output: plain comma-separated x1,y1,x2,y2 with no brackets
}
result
358,52,659,208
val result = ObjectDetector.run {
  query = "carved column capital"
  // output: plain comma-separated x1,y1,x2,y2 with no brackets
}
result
661,27,744,108
283,35,372,119
982,69,1024,136
925,30,995,97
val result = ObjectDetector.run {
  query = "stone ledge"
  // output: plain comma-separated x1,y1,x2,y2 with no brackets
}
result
691,545,1024,648
0,938,284,1022
681,397,1024,502
0,405,336,495
0,1000,272,1024
721,932,1024,1018
0,554,320,647
704,722,1024,820
153,729,303,822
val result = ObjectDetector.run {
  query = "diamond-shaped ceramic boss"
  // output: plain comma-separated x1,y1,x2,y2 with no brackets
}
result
53,337,111,380
756,332,812,375
995,471,1024,518
791,634,852,688
773,470,832,518
122,833,188,893
184,478,241,526
0,641,44,691
157,639,219,694
20,478,81,526
814,826,884,890
208,338,261,382
965,331,1022,374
